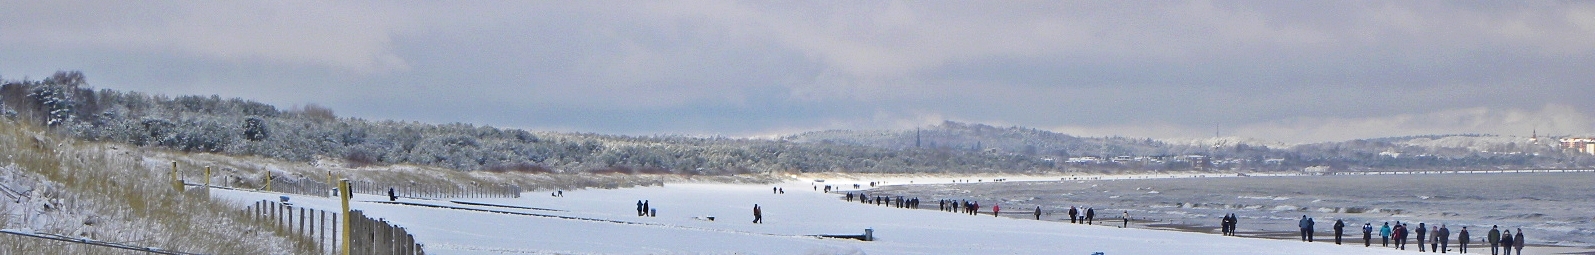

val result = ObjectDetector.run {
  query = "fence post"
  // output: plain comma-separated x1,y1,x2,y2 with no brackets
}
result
172,161,185,192
321,210,327,254
272,201,280,230
332,212,338,255
341,179,352,255
299,207,306,238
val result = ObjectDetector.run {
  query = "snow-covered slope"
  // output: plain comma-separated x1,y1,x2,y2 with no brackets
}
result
213,182,1418,255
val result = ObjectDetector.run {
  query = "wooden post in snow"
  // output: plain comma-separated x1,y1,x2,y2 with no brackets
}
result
171,161,184,192
340,179,352,255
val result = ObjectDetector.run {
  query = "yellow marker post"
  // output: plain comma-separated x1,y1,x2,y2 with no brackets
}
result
265,171,272,192
204,166,211,189
339,179,351,255
171,161,183,192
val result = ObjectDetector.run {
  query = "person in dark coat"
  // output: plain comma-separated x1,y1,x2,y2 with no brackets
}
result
1459,226,1470,254
637,200,645,216
1364,223,1374,247
1220,214,1230,235
1422,221,1435,251
1488,225,1501,255
1513,229,1524,255
1085,208,1096,225
1034,206,1042,220
1334,219,1345,244
1439,225,1451,253
1432,226,1440,253
1500,230,1513,255
388,187,397,201
1220,214,1233,236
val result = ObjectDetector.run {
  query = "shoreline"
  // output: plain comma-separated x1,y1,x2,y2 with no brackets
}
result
818,171,1595,255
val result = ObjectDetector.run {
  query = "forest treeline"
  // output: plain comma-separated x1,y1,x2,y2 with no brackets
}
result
2,71,1588,175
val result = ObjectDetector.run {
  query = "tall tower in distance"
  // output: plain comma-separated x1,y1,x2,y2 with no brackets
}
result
915,128,921,148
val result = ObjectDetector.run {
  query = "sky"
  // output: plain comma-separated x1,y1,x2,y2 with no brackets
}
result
2,1,1593,143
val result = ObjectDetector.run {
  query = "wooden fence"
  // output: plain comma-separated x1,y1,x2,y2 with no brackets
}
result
269,178,333,198
348,180,521,199
346,209,423,255
243,200,424,255
244,200,340,254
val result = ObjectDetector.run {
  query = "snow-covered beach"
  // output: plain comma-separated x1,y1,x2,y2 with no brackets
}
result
199,173,1549,255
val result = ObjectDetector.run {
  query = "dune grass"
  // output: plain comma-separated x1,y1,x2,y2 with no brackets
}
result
0,120,312,254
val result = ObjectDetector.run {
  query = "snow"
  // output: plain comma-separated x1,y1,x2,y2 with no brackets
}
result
211,181,1424,255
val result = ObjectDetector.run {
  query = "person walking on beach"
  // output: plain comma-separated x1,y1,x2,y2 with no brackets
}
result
1513,229,1524,255
1432,226,1441,253
1034,206,1042,220
1334,219,1345,245
993,204,1000,217
1382,222,1393,247
1488,225,1501,255
1219,214,1230,235
1086,208,1096,225
1500,230,1513,255
1069,206,1079,223
1299,216,1312,242
637,200,645,216
1422,221,1435,251
1459,226,1470,253
752,204,762,224
1221,214,1233,235
1122,211,1129,228
1396,223,1408,250
1439,225,1451,253
1364,222,1374,247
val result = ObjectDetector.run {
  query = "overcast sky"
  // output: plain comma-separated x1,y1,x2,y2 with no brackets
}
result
3,1,1592,143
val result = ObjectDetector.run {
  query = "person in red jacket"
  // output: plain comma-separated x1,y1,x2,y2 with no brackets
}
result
993,205,1000,217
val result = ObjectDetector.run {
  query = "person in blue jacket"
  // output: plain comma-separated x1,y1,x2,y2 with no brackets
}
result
1381,222,1393,247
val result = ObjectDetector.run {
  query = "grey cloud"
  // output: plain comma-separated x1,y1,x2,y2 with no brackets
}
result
1,1,1592,143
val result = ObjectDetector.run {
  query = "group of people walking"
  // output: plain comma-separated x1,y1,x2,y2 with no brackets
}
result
1068,206,1096,224
1484,225,1526,255
1220,213,1239,236
1362,221,1526,254
846,193,923,209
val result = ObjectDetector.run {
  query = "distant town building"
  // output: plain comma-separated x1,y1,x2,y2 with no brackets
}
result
1303,166,1332,175
1066,156,1102,164
1560,137,1595,155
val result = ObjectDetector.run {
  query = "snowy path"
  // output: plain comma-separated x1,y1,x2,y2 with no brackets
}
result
211,182,1422,254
